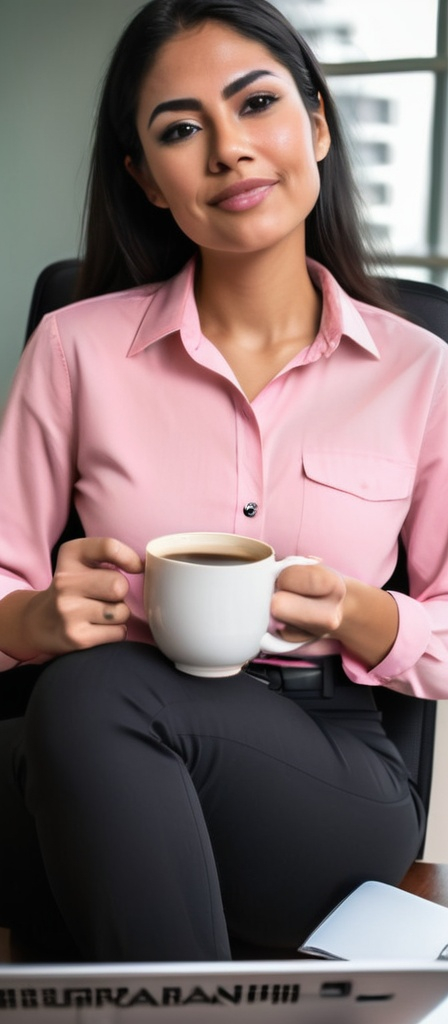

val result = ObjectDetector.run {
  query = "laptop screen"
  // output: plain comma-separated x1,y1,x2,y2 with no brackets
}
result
1,959,448,1023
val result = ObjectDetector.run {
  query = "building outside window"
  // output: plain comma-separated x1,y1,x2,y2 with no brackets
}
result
275,0,448,287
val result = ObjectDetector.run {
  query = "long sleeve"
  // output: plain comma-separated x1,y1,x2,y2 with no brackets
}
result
341,332,448,698
0,317,76,668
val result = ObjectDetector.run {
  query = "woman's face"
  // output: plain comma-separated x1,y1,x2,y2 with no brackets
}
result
127,20,330,259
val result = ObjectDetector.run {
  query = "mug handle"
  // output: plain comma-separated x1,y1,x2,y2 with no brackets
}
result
260,555,318,655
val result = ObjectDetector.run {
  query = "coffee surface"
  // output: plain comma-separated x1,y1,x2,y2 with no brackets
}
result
164,552,256,566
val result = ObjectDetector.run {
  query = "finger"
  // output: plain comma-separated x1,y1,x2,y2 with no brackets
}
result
102,607,116,623
278,625,322,643
98,601,130,626
52,602,130,651
88,596,132,628
272,589,344,635
275,564,324,596
65,622,129,650
57,537,144,574
276,562,345,601
53,565,131,605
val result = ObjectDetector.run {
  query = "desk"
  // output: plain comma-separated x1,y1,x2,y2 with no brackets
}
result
400,862,448,907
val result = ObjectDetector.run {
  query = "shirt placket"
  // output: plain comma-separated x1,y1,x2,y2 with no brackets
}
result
233,399,265,537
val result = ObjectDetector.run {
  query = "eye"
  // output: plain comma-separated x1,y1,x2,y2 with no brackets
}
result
159,121,201,144
241,92,280,115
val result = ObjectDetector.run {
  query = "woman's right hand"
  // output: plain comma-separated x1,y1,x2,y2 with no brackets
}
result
0,537,144,662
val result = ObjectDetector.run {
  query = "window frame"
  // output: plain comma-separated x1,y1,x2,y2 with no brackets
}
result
318,0,448,283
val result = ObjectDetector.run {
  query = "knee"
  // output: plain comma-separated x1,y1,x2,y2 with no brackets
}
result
24,642,170,763
21,646,131,810
27,646,108,735
24,644,132,766
27,642,148,721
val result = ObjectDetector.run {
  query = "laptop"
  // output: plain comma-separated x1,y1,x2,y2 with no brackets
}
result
1,960,448,1023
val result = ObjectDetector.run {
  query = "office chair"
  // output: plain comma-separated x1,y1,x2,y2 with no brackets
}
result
1,260,447,961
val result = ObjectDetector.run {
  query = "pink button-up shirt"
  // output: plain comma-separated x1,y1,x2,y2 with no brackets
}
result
1,258,448,697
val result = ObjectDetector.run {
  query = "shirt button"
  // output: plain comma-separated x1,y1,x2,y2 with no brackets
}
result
243,502,259,518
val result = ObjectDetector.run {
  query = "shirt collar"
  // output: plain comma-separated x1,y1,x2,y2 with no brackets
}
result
306,259,380,360
127,260,199,357
127,256,380,360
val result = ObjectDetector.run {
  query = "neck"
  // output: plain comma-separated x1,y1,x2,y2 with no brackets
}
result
195,239,321,352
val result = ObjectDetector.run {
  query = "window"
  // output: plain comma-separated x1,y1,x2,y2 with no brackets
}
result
275,0,448,286
336,95,391,124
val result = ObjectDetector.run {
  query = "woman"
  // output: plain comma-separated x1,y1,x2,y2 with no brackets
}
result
0,0,446,962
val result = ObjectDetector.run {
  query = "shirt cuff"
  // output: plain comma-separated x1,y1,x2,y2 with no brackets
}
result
341,590,431,687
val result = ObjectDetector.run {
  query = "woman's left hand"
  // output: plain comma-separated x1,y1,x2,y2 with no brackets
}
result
272,560,399,669
272,560,346,643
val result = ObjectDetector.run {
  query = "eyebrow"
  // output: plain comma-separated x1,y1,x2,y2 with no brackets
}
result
148,69,276,127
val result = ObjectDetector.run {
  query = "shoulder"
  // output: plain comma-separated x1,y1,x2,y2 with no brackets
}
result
24,277,176,368
310,258,448,371
354,297,448,366
39,281,163,336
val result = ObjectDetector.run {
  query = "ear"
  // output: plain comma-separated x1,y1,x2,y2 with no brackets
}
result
124,155,170,209
311,94,331,163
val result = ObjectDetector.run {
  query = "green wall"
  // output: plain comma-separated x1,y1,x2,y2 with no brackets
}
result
0,0,143,411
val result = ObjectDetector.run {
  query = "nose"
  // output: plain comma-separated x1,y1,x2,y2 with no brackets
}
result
207,115,254,174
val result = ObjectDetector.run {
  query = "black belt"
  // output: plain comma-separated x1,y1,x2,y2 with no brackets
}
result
245,655,343,697
245,654,377,713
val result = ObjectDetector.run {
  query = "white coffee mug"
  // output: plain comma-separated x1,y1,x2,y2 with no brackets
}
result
144,531,316,677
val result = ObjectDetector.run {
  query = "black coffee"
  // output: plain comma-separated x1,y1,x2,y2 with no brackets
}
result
164,552,257,566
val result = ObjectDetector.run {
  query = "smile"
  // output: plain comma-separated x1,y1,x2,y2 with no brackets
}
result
209,178,278,212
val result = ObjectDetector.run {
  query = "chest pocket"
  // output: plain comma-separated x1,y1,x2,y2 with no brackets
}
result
302,451,414,501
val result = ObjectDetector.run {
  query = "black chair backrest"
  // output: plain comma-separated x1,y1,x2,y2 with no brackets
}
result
24,259,82,339
4,263,448,840
384,277,448,343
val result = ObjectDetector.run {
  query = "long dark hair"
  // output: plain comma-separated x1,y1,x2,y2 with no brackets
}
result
77,0,391,309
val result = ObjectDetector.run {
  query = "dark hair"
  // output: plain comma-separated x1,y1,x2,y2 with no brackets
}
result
77,0,391,309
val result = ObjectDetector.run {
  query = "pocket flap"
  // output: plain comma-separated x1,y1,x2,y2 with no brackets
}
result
303,450,414,501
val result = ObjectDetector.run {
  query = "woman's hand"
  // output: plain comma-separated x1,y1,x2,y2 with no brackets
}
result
0,537,144,662
272,560,399,669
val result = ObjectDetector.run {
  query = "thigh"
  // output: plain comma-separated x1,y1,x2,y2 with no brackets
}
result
198,702,424,948
158,678,424,947
25,641,412,807
23,643,425,950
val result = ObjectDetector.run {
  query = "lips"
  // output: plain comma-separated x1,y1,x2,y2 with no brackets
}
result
209,178,278,209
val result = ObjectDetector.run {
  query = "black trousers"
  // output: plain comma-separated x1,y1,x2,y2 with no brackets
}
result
0,642,425,962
